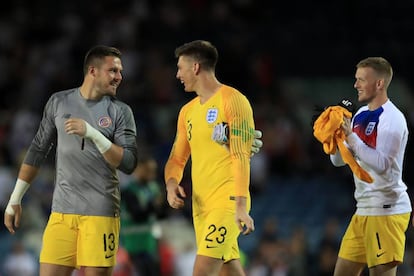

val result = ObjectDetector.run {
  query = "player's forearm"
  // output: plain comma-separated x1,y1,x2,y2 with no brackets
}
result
232,155,250,197
229,123,253,196
83,121,136,171
330,148,346,167
5,164,38,215
347,133,390,173
18,163,39,183
164,157,186,185
235,196,248,211
102,144,124,168
103,145,137,175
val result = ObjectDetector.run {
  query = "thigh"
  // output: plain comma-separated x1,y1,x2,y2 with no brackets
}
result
369,263,397,276
333,257,365,276
83,266,114,276
365,213,410,268
193,255,223,276
77,215,120,267
40,212,78,268
220,259,245,276
192,256,246,276
195,209,240,262
40,263,74,276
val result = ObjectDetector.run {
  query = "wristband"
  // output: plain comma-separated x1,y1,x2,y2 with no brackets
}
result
5,179,30,215
84,122,112,153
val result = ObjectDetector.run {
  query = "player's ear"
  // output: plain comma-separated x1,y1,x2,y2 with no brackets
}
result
376,78,385,89
193,62,201,75
88,66,97,77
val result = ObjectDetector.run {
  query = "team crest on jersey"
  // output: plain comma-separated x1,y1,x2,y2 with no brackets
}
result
365,122,376,135
98,116,112,128
206,108,218,124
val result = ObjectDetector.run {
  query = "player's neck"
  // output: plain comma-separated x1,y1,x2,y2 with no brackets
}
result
79,82,102,101
367,93,388,111
197,76,222,104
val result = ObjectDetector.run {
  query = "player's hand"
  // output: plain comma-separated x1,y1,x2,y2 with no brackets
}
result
64,118,87,137
166,181,186,209
342,117,352,136
235,209,255,235
4,204,22,234
251,130,263,156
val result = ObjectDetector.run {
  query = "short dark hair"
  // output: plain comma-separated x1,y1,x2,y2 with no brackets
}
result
174,40,218,71
83,45,122,75
356,57,393,88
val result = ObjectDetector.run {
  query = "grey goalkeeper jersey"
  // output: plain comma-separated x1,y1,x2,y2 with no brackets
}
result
24,88,138,217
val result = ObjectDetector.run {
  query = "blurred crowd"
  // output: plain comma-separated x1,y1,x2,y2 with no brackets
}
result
2,0,414,275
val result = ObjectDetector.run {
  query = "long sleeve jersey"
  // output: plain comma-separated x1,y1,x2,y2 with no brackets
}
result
331,100,411,215
24,88,138,217
165,85,255,215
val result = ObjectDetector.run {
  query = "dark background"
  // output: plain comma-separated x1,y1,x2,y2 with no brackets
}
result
1,0,414,275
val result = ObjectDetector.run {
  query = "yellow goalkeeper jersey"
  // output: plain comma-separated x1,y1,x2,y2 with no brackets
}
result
165,85,255,215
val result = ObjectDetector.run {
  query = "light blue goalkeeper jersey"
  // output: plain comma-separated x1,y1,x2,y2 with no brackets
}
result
24,88,138,217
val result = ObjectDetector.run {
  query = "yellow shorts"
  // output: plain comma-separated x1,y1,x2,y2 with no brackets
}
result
194,209,240,262
39,212,120,268
338,213,410,268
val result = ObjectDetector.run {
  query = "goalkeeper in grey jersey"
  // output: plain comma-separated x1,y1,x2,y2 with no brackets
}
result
4,45,138,276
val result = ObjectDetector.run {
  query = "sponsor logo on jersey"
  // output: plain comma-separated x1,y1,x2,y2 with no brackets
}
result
206,108,218,124
98,116,112,128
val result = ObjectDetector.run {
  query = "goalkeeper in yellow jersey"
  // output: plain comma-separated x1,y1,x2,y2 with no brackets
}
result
164,40,262,276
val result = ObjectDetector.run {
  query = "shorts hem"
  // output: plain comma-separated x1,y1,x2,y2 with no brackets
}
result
39,260,79,270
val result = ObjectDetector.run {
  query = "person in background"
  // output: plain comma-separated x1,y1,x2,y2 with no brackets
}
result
4,45,138,276
2,240,37,276
164,40,262,276
330,57,411,276
120,155,164,275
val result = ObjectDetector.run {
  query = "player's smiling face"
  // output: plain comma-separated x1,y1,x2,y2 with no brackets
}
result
176,55,197,92
354,67,378,104
96,56,123,97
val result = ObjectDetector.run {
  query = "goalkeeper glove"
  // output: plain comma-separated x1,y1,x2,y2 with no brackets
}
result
212,123,263,156
212,122,229,145
251,130,263,156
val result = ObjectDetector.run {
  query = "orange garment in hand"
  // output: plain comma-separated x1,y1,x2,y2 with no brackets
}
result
313,106,373,183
